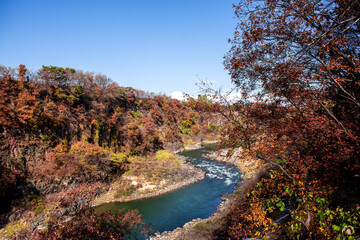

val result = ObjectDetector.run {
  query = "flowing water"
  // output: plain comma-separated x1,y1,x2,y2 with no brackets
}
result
95,144,241,236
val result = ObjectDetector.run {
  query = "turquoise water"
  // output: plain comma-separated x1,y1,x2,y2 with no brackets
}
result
95,146,241,235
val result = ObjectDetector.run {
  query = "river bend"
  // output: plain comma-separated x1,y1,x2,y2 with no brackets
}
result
95,145,241,236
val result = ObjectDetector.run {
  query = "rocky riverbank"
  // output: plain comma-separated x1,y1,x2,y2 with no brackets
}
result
149,147,260,240
204,148,260,179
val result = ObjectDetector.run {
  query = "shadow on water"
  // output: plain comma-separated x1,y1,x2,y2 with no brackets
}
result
95,144,240,238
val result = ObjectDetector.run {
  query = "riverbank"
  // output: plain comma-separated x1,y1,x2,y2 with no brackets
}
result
149,147,261,240
93,139,218,206
93,155,205,206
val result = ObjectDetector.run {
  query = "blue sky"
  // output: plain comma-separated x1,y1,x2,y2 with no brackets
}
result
0,0,237,98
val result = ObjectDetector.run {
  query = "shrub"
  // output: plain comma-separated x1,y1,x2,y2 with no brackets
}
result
19,209,149,240
70,141,105,158
194,220,213,239
114,182,138,198
207,123,220,132
155,150,176,162
110,152,127,164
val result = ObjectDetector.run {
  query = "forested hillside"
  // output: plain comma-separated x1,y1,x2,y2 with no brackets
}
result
0,65,223,238
1,0,359,238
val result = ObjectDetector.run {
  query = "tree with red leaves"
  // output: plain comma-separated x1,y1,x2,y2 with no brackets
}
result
217,0,360,238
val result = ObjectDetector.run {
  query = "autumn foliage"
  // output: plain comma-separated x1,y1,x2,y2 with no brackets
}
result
216,0,360,238
18,209,148,240
0,64,223,237
0,64,220,183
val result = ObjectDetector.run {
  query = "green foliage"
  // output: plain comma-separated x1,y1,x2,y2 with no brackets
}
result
72,83,84,98
92,121,104,145
132,110,141,120
207,123,220,132
316,206,360,239
42,65,75,74
178,120,193,135
179,127,191,135
110,152,127,164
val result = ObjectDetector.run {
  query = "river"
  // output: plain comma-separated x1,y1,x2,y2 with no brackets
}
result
95,145,241,237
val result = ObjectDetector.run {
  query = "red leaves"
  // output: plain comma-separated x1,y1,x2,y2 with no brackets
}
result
31,209,148,240
220,0,360,236
18,64,26,83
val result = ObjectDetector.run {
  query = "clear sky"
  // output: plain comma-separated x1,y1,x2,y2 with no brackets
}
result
0,0,237,98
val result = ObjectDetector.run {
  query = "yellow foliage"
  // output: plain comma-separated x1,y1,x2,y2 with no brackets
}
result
155,150,176,162
0,220,30,239
110,152,127,163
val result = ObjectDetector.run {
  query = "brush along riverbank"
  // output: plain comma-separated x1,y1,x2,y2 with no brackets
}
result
93,152,205,205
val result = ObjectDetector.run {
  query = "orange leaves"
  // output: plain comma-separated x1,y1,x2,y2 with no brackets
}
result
16,89,38,124
226,177,279,238
53,142,68,154
70,141,105,159
245,201,272,228
57,104,67,113
18,64,27,83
